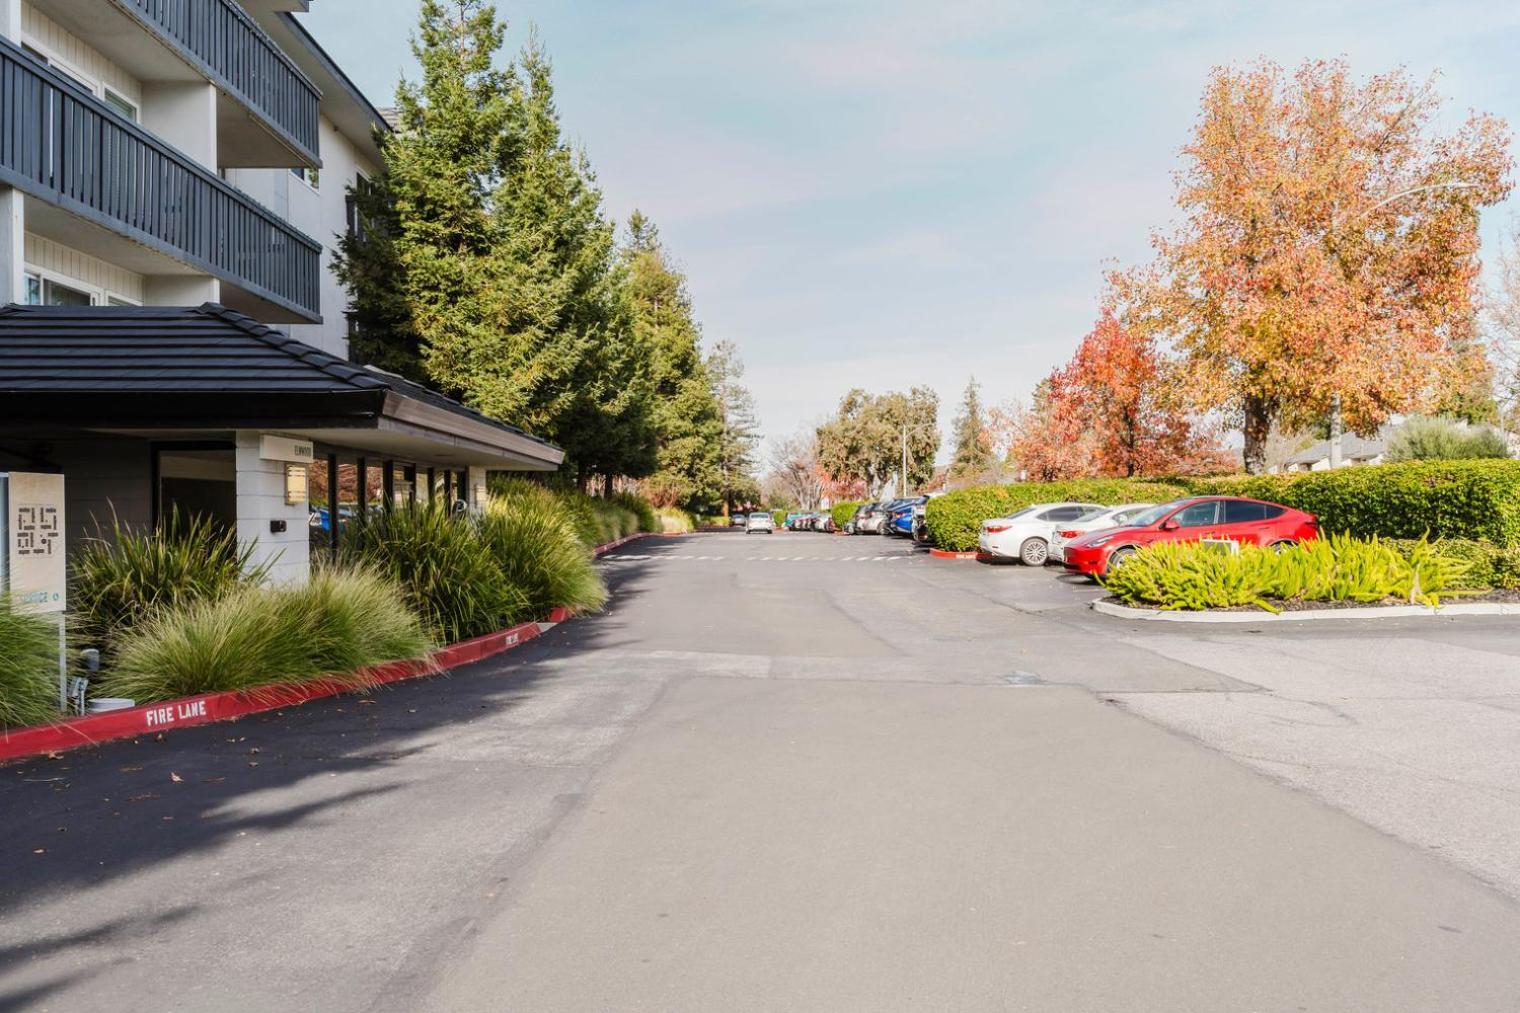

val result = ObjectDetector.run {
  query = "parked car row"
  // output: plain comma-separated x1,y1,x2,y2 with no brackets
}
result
841,497,930,538
786,512,836,532
979,496,1319,577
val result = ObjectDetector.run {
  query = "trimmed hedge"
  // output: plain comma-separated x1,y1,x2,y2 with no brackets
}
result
1192,460,1520,547
831,501,863,530
925,480,1187,552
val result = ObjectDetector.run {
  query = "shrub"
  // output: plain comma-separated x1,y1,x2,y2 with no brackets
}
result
0,602,59,729
97,567,432,703
925,479,1188,552
1103,535,1474,612
1198,460,1520,546
72,513,268,652
772,509,787,527
656,507,694,533
1385,537,1520,590
341,505,527,642
611,492,659,534
1385,416,1511,462
479,487,607,618
831,501,862,529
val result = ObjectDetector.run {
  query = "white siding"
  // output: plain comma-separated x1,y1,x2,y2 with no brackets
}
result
290,117,377,358
24,234,145,303
234,432,311,586
20,4,142,105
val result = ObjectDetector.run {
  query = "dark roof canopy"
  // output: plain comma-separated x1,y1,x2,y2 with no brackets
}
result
0,304,562,469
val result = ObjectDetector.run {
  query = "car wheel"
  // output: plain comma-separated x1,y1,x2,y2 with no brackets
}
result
1269,539,1296,553
1105,546,1136,574
1019,538,1049,566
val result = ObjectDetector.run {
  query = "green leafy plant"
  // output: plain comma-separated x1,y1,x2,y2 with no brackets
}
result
71,512,269,653
831,501,863,530
1103,535,1475,612
97,567,432,703
656,506,695,533
925,479,1188,552
341,505,527,642
479,485,608,618
0,601,60,729
1191,461,1520,547
1385,416,1511,462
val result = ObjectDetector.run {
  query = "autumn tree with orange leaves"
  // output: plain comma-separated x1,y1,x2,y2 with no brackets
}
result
1009,309,1229,480
1119,60,1512,473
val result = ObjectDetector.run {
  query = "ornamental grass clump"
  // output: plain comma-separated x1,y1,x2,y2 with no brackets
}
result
656,507,694,533
0,601,60,729
72,512,268,652
341,504,527,642
97,567,431,704
479,485,607,618
1103,534,1474,612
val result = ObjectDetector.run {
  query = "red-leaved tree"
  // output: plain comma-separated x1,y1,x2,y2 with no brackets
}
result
1011,310,1230,479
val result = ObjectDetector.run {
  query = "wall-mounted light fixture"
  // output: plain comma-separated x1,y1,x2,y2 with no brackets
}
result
284,463,309,505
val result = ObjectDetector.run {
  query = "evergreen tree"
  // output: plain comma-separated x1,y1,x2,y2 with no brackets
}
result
622,211,723,508
335,0,509,386
949,377,992,480
706,339,761,514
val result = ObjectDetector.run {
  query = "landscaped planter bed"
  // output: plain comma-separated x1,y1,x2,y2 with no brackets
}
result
0,532,662,764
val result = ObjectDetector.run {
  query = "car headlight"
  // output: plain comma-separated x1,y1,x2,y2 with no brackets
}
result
1087,535,1114,547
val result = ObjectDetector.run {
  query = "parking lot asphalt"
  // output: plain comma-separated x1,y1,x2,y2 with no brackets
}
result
4,530,1520,1012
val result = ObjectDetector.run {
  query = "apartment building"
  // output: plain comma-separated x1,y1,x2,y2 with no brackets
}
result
0,0,561,587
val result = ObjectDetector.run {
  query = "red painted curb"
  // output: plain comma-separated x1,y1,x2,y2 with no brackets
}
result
0,530,664,764
929,548,983,560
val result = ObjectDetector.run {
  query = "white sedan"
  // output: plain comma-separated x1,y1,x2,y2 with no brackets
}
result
978,502,1107,565
745,511,775,534
1048,503,1156,558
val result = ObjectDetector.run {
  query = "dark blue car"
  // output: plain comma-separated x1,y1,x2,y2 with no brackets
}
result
883,496,926,536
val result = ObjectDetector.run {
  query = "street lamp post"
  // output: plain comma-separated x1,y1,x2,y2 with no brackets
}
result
898,422,936,498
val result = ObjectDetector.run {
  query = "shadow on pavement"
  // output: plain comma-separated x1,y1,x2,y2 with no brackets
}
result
0,542,669,976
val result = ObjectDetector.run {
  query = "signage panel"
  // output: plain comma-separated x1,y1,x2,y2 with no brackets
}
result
259,435,315,464
6,472,66,613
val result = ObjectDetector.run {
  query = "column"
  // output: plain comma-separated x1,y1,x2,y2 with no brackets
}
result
234,432,312,586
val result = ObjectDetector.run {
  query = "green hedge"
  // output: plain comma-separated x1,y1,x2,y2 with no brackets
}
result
1193,460,1520,547
925,480,1187,552
831,501,862,530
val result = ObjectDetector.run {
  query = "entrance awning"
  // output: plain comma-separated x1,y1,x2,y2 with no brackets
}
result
0,303,563,470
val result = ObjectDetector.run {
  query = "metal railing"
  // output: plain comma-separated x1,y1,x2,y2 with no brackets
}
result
117,0,321,163
0,39,322,319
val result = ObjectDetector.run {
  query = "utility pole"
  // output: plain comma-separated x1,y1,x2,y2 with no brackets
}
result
1329,392,1344,468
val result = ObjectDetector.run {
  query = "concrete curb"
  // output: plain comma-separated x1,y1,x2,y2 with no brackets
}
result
0,532,666,764
1091,597,1520,623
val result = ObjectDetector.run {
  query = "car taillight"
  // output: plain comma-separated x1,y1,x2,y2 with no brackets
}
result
1057,529,1081,538
984,524,1010,534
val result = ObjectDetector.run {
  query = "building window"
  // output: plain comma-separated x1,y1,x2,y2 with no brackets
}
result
23,272,94,306
291,166,320,190
102,88,138,122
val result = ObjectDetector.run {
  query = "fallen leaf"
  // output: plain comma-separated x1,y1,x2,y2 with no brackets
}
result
32,848,44,855
120,766,143,773
247,761,259,768
127,793,159,802
169,772,183,783
201,777,226,784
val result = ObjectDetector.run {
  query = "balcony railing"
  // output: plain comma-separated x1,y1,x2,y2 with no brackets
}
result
116,0,321,165
0,39,322,320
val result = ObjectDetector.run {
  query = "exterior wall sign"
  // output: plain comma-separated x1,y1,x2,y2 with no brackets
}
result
6,472,66,613
259,435,315,464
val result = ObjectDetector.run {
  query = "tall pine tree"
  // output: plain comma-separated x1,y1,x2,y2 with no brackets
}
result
622,211,723,508
949,377,992,481
706,339,761,514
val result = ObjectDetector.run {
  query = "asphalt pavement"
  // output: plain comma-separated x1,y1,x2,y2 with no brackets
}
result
4,530,1519,1012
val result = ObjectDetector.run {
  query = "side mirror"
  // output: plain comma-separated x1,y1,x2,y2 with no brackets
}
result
1161,519,1180,531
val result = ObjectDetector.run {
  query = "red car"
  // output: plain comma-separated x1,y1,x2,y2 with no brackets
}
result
1061,496,1318,578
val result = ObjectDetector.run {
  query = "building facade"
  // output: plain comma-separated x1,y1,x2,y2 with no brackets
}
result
0,0,561,588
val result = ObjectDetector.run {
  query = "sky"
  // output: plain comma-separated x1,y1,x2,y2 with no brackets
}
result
302,0,1520,458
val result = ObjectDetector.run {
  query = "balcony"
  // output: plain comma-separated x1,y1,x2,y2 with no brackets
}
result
41,0,322,168
0,38,322,320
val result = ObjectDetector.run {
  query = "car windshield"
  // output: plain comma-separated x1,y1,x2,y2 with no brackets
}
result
1124,501,1188,527
749,513,770,520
